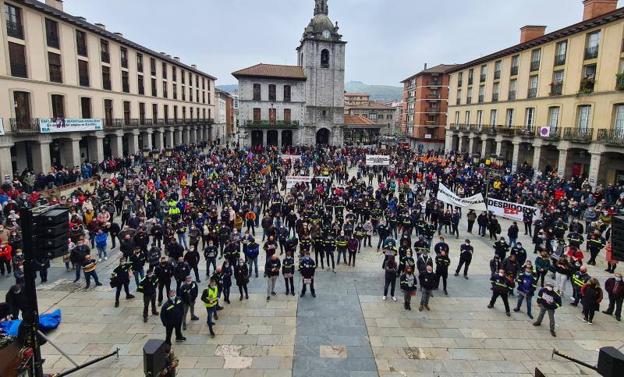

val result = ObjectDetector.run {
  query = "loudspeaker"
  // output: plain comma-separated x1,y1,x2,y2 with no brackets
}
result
612,217,624,262
597,347,624,377
38,221,68,237
143,339,169,376
38,233,67,249
36,208,69,226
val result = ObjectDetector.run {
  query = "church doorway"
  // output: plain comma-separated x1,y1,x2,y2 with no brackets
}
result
282,130,293,147
316,128,330,145
267,130,278,146
251,130,263,147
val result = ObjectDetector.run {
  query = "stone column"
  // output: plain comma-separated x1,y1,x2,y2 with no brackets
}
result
181,127,189,145
61,135,82,168
480,135,488,157
532,145,542,172
87,132,105,163
277,130,283,148
155,128,165,150
165,128,174,148
468,135,475,155
110,130,124,158
144,128,154,150
511,141,521,173
495,139,503,157
0,143,14,179
32,138,52,174
262,130,267,146
127,129,140,155
557,147,568,178
457,133,464,153
173,128,181,146
444,131,453,153
588,152,602,188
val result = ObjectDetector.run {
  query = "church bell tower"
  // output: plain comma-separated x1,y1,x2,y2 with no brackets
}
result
297,0,346,146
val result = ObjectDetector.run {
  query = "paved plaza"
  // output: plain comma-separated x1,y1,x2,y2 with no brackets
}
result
1,205,621,377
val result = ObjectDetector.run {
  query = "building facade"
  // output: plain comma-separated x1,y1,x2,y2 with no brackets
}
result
344,92,370,112
0,0,216,178
401,64,457,151
445,0,624,186
233,0,346,147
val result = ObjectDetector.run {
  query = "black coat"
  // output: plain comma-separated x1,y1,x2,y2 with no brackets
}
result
160,297,184,326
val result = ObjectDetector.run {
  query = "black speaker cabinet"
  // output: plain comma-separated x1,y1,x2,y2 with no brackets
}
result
36,208,69,226
143,339,169,376
612,217,624,262
598,347,624,377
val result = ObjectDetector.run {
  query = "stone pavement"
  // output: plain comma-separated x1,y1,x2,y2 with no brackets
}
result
1,195,622,376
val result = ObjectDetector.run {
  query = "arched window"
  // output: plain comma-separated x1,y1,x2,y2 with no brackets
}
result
321,49,329,68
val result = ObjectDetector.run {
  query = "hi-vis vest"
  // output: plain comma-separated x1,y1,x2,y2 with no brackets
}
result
202,286,218,308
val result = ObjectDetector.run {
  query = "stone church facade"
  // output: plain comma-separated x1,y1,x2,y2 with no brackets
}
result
233,0,346,147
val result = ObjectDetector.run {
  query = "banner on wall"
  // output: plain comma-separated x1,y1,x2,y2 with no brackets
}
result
436,183,487,211
366,155,390,166
286,175,330,189
486,198,541,221
39,118,103,133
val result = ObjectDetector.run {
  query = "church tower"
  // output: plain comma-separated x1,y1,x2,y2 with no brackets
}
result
297,0,346,146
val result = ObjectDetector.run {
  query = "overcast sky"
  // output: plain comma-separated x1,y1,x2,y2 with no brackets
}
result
64,0,622,86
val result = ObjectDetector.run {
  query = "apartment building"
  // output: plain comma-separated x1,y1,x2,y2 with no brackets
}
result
445,0,624,186
401,64,457,150
0,0,216,178
344,92,370,112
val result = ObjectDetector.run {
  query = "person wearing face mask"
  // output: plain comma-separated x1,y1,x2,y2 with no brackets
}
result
137,268,159,323
265,254,281,301
418,265,436,311
221,260,233,304
155,257,174,306
488,268,512,317
586,231,605,266
514,266,538,319
5,284,25,319
201,277,219,338
510,242,527,269
603,272,624,321
111,257,135,307
282,250,295,296
433,237,449,257
400,266,417,311
534,250,551,288
455,239,473,279
234,258,249,300
571,265,590,307
533,282,562,336
178,276,199,330
435,250,450,295
160,289,186,344
347,235,359,267
416,249,433,275
335,231,348,266
493,237,509,260
299,250,316,298
0,241,12,276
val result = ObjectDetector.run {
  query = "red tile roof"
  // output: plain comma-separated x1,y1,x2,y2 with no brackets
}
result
232,64,306,80
344,115,375,126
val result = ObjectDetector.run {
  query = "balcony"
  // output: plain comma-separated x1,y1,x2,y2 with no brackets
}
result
7,22,24,39
126,118,139,127
527,88,537,98
563,127,593,143
494,71,501,80
105,118,123,128
9,118,39,134
597,128,624,146
458,124,471,132
427,94,441,99
584,46,599,60
510,66,518,76
536,126,561,140
244,120,299,129
428,80,441,86
530,61,540,72
554,54,566,66
550,83,563,96
427,107,440,113
579,77,595,94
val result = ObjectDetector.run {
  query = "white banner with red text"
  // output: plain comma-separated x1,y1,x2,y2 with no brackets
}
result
486,198,541,221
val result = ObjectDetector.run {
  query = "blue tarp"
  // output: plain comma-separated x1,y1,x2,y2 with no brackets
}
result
0,309,62,337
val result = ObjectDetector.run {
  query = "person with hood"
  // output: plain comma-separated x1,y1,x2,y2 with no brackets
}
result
94,229,108,261
178,276,199,330
234,258,249,300
581,278,603,324
400,266,417,311
5,284,25,319
533,283,562,337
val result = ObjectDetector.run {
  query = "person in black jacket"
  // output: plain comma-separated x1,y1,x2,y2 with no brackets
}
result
455,239,473,279
112,257,135,307
5,284,25,319
130,248,146,288
282,250,295,296
173,257,191,291
234,258,249,300
419,265,436,311
178,276,199,330
138,268,159,322
265,254,281,301
156,257,173,305
221,260,233,304
108,221,120,249
435,250,450,295
160,290,186,344
533,283,561,337
400,267,417,310
184,247,201,283
299,251,316,298
488,269,512,316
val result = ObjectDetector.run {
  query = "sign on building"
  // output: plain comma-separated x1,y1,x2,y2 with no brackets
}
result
39,118,103,133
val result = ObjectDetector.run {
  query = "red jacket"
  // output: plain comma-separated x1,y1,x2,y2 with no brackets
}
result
0,244,13,261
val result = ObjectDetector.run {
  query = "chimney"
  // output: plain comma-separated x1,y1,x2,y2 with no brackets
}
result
583,0,618,21
95,23,106,30
191,64,197,69
174,57,180,62
520,25,546,43
76,16,86,22
114,32,123,38
424,63,428,70
45,0,63,11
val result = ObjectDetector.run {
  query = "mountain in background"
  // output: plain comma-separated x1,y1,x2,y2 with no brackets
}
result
345,81,402,102
217,81,403,101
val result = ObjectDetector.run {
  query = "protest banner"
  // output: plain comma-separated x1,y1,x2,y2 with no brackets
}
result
365,155,390,166
486,198,541,221
286,175,330,189
436,184,487,211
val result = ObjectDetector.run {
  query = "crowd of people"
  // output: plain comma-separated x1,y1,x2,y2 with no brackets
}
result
0,141,623,346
